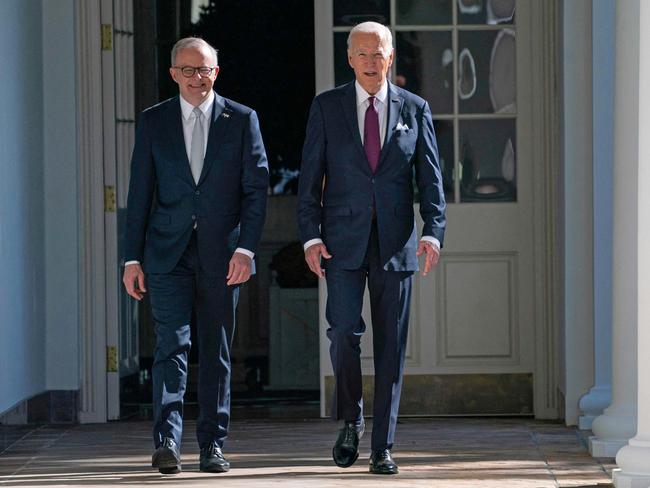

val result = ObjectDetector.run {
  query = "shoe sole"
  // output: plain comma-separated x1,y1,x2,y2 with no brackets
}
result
159,466,181,474
199,465,230,473
332,448,359,468
369,466,399,475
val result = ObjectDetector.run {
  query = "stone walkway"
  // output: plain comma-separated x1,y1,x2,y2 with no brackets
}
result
0,418,615,487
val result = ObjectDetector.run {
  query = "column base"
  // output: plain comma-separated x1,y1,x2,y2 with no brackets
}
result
613,469,650,488
579,385,612,430
590,409,636,457
589,436,627,458
579,415,596,430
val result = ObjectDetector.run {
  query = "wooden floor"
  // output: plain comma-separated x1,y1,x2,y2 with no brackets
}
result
0,418,615,487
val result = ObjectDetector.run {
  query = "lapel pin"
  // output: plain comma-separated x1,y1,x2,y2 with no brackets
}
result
221,112,231,119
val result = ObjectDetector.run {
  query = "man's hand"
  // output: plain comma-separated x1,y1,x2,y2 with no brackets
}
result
304,243,332,278
123,263,147,300
227,252,253,285
416,241,440,277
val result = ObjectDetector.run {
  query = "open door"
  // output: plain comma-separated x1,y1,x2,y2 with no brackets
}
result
314,0,559,418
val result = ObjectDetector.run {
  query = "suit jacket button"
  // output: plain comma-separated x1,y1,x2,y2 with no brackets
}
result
191,214,197,220
195,190,200,195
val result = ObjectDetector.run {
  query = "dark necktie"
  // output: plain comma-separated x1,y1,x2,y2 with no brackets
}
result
364,96,380,173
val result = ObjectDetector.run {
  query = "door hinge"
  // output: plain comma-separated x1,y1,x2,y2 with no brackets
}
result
107,346,118,373
101,24,113,50
104,185,116,212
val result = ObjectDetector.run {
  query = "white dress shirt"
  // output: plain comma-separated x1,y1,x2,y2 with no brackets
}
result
304,81,441,252
125,92,253,267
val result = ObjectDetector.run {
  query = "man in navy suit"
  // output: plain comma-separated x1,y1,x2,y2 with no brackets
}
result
122,37,268,475
297,22,446,474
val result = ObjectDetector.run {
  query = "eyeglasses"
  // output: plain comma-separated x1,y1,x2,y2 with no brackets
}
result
173,66,216,78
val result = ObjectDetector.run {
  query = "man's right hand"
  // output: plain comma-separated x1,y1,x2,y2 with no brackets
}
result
304,243,332,278
123,263,147,300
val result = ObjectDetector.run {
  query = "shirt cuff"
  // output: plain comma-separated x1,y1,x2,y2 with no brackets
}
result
234,248,254,259
420,236,441,250
124,260,140,266
303,238,324,251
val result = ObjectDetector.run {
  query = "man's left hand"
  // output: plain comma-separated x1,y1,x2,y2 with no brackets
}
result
416,241,440,277
227,252,253,285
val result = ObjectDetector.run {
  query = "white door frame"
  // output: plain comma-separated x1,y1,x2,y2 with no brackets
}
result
75,0,128,422
75,0,109,423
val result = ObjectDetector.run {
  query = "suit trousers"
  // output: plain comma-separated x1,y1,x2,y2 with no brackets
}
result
147,231,239,449
325,223,413,451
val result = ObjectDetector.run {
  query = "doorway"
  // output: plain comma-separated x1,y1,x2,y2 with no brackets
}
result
117,0,319,420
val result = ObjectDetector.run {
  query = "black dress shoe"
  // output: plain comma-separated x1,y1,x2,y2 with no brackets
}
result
199,442,230,473
369,449,399,474
332,420,365,468
152,437,181,474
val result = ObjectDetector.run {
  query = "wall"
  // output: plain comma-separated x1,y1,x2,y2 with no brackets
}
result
0,0,46,413
42,0,79,391
0,0,80,416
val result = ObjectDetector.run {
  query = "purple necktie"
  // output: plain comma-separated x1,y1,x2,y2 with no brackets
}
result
364,96,380,173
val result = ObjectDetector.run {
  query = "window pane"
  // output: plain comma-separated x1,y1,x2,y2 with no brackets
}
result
334,0,390,26
334,33,354,86
396,0,452,25
459,119,516,202
396,31,453,114
434,120,455,202
458,0,515,25
458,29,516,114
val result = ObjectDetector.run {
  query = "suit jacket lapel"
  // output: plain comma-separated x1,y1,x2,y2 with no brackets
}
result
166,97,196,186
378,83,404,169
340,83,370,171
198,93,232,186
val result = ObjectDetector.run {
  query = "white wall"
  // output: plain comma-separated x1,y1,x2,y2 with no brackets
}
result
42,0,79,391
0,0,47,413
0,0,80,415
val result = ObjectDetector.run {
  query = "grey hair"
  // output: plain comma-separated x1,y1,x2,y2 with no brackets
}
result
347,22,393,53
171,37,219,66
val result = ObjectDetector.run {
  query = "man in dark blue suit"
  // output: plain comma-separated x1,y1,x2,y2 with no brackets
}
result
122,37,268,475
297,22,446,474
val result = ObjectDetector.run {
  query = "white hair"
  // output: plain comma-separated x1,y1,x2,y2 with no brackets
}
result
347,22,393,53
171,37,219,66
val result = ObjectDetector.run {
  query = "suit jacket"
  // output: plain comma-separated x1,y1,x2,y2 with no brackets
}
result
125,92,269,275
297,81,446,271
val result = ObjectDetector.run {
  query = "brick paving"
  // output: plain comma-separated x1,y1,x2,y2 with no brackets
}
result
0,418,615,487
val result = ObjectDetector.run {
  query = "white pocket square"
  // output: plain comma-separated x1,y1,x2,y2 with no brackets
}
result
396,122,409,131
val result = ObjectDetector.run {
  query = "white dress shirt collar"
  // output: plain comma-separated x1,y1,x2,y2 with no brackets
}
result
355,80,388,108
354,81,389,147
180,90,215,121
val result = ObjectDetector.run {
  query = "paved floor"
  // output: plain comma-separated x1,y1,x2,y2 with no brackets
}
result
0,418,615,487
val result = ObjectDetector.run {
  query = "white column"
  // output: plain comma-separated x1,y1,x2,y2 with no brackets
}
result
578,0,614,431
588,0,638,458
612,0,650,485
563,0,595,427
